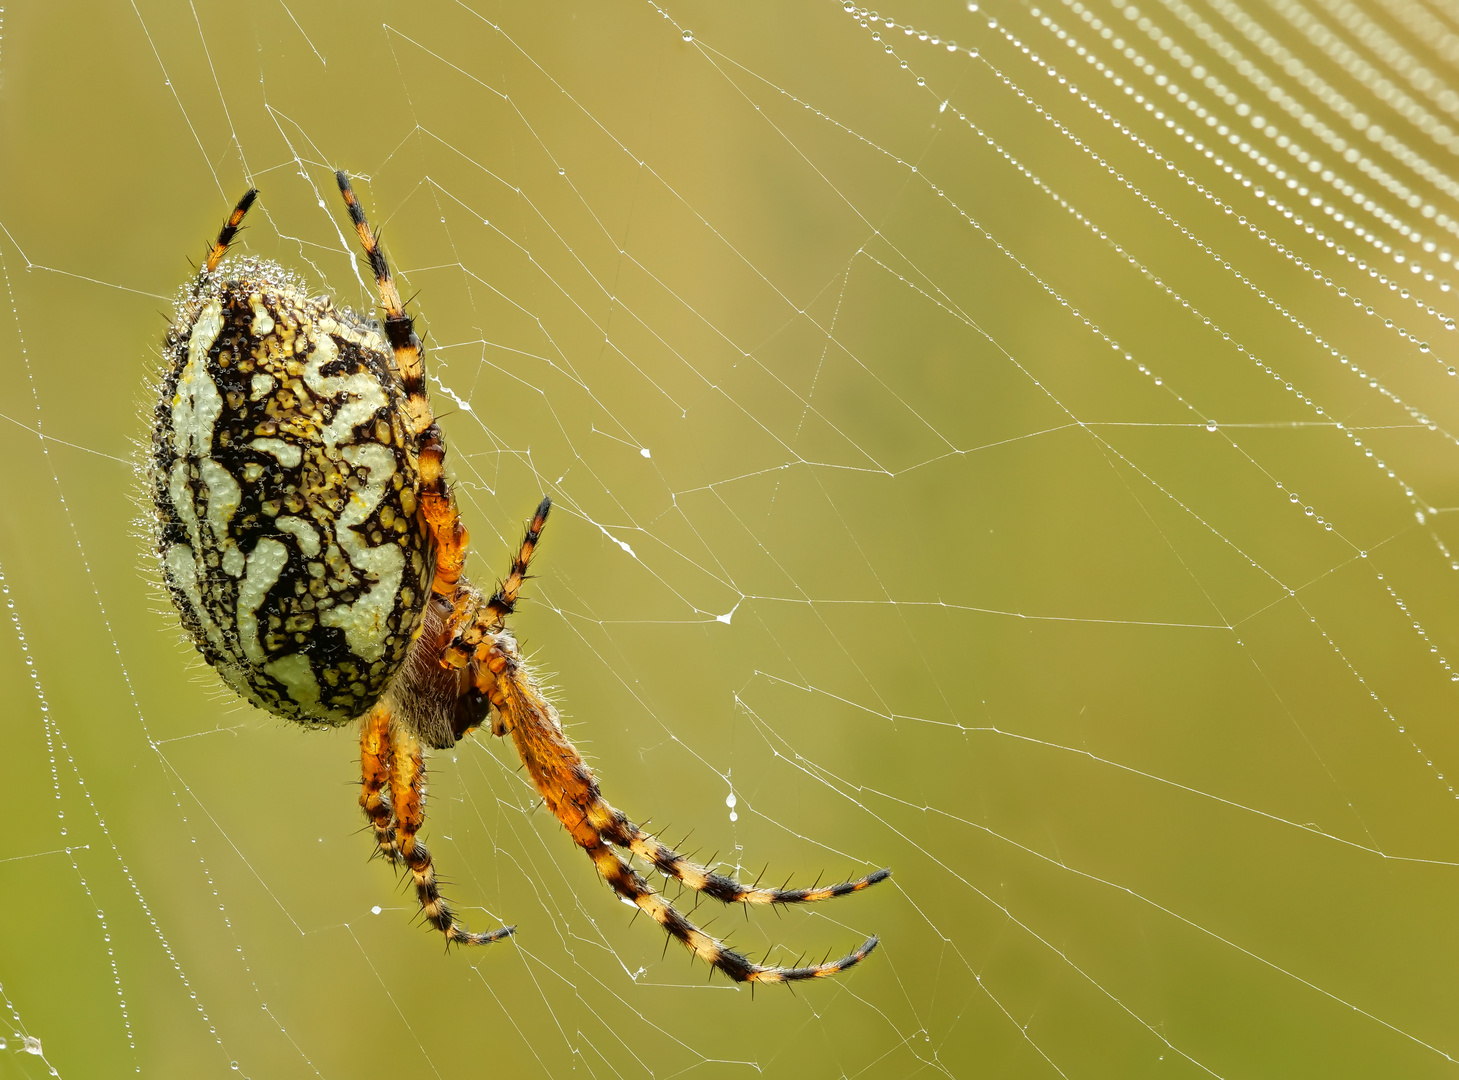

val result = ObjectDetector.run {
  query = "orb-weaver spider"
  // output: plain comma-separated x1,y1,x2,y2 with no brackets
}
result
148,175,889,983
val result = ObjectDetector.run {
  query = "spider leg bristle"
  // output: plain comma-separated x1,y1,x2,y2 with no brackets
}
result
810,871,825,890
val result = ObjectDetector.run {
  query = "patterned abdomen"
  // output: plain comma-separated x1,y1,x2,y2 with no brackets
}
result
150,259,433,725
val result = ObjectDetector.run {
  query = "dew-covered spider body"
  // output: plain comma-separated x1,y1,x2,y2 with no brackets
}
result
148,178,889,981
153,255,430,724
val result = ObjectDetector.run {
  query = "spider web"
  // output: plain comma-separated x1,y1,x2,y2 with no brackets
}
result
1,0,1458,1075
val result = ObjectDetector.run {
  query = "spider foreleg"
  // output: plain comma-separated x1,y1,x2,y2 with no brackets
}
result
480,634,882,983
474,630,888,906
386,725,514,947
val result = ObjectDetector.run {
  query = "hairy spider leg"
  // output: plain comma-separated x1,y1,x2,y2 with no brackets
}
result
335,171,469,601
479,636,883,983
613,823,890,907
387,723,515,947
483,497,552,631
334,170,430,433
203,188,258,275
440,499,553,692
359,703,399,862
463,501,890,906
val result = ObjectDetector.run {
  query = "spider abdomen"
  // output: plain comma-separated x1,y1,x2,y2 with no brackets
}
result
150,258,433,726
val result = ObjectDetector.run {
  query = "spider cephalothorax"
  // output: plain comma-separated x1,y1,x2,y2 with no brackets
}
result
149,177,889,981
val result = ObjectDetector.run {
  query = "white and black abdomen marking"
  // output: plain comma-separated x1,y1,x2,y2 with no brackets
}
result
150,258,432,725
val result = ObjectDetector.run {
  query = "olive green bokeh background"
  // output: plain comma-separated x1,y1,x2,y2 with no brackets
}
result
3,0,1459,1076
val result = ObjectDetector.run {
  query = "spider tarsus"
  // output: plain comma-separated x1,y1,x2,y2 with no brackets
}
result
335,169,360,207
203,187,260,274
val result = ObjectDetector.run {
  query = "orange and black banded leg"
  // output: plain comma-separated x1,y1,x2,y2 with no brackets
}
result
480,636,882,983
334,170,431,435
388,727,514,946
582,833,879,984
437,498,553,686
204,188,258,274
482,497,552,631
335,170,471,600
607,816,889,908
359,704,399,863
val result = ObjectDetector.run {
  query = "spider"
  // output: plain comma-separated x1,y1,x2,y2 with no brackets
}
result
148,175,890,983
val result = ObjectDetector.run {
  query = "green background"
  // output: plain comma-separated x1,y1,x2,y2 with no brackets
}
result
2,0,1458,1075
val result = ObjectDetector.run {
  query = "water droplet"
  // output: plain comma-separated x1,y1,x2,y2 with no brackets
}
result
371,905,382,915
682,29,693,42
1205,421,1217,432
725,793,738,808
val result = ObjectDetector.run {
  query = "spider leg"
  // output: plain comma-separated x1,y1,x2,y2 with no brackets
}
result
203,188,258,275
483,497,552,632
334,171,431,437
438,498,552,696
479,636,883,983
386,718,514,946
616,824,889,907
335,170,470,601
452,500,886,904
359,703,400,863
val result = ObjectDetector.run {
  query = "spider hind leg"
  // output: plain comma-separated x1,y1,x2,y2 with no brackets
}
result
204,188,257,275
